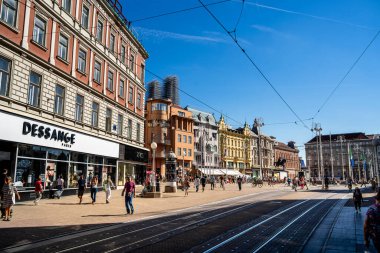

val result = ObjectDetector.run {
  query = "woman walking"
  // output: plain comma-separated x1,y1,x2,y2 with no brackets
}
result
194,176,200,192
184,177,190,196
90,175,98,205
34,177,43,205
103,176,114,204
353,187,363,213
2,177,20,221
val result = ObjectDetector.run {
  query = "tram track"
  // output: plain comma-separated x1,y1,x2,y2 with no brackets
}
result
2,189,286,253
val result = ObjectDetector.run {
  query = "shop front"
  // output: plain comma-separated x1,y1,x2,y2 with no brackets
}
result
117,144,148,187
0,111,119,200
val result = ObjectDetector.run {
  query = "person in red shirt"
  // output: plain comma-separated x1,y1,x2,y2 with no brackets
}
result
121,176,135,214
34,177,43,205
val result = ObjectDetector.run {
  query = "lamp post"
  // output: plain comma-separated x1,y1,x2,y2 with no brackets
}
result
312,123,324,189
254,118,264,179
151,141,157,192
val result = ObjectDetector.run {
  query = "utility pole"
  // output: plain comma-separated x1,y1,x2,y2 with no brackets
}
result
329,133,334,180
312,123,324,189
254,118,264,179
339,136,345,180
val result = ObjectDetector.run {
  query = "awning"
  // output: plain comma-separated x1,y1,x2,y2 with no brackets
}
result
198,168,244,176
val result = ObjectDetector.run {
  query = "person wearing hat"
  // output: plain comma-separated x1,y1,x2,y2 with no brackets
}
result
364,190,380,252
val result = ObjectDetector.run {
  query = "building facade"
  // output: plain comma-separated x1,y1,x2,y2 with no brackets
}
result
0,0,148,198
145,98,194,177
274,141,300,179
185,107,219,174
305,133,379,181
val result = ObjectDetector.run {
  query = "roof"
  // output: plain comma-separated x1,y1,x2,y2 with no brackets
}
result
275,141,299,152
185,107,217,126
305,132,370,144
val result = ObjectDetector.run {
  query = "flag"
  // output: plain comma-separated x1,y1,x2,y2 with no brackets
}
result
349,148,355,168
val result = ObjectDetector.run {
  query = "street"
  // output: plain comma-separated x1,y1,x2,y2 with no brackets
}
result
0,183,377,253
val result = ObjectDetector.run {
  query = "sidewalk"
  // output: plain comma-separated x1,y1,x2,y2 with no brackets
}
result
303,188,378,253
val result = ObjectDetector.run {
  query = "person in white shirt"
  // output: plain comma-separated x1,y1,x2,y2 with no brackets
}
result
103,176,115,204
194,176,200,192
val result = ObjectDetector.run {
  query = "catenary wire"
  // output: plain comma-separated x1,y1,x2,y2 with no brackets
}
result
229,0,245,41
129,0,231,24
197,0,311,131
312,29,380,119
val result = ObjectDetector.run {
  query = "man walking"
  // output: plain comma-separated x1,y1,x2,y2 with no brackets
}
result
77,174,86,204
194,176,200,192
210,175,215,190
122,176,135,215
34,177,43,205
237,176,242,191
200,176,206,192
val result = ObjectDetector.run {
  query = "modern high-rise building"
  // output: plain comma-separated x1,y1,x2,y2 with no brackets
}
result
0,0,148,199
305,133,380,181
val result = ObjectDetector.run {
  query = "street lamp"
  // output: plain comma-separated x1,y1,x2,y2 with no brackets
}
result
151,141,157,192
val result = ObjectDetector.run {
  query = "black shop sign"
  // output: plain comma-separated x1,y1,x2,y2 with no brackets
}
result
119,144,148,163
22,121,76,147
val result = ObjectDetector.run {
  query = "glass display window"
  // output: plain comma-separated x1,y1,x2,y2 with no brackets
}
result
48,148,69,161
18,144,47,158
15,158,45,188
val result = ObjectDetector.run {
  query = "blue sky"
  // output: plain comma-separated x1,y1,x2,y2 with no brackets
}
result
124,0,380,158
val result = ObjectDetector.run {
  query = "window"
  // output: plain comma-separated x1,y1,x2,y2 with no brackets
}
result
137,93,141,109
141,64,145,82
177,134,181,142
183,148,187,156
188,149,192,157
119,79,124,97
91,102,99,127
136,123,140,142
128,86,133,103
177,148,181,156
33,16,46,46
129,53,135,72
127,119,132,139
121,45,126,64
58,34,68,61
0,0,17,27
27,71,41,107
107,70,113,91
189,136,192,144
94,60,101,83
96,19,103,41
151,103,167,111
117,114,123,135
54,85,65,115
0,56,11,96
75,94,84,122
78,48,86,73
81,5,89,29
109,33,115,53
183,135,187,143
105,108,112,132
178,111,185,117
62,0,71,13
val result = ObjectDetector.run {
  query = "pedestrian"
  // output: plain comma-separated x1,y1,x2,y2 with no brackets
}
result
220,176,225,190
292,177,298,192
77,174,86,204
324,177,329,190
184,177,190,196
210,175,215,190
347,177,353,192
103,176,114,204
121,176,135,214
200,176,206,192
371,178,376,192
363,191,380,252
353,187,363,213
361,177,367,188
34,177,43,205
287,177,291,186
237,176,242,191
194,176,200,192
90,175,98,204
2,177,20,221
55,175,64,199
0,169,8,218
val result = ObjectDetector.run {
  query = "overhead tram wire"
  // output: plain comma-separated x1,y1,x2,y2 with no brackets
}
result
197,0,311,131
129,0,231,24
312,29,380,119
229,0,245,41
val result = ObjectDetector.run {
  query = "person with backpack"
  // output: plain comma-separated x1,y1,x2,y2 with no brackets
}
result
353,187,363,213
364,191,380,252
34,177,43,205
2,177,20,221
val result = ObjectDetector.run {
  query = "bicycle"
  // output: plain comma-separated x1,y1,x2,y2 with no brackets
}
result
252,178,263,188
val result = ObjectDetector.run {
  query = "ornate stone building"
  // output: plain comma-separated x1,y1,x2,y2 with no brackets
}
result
274,141,300,179
0,0,148,198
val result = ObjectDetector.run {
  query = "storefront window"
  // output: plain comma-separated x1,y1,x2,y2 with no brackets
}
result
71,152,87,163
69,163,86,188
104,158,116,165
48,148,69,161
15,158,45,188
18,144,46,158
88,155,103,165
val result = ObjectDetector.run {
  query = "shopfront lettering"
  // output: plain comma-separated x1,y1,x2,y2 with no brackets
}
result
22,122,76,145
